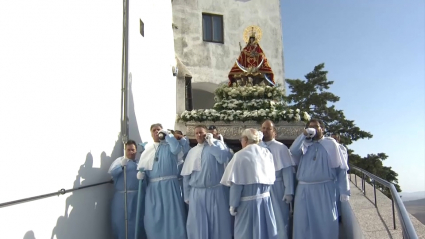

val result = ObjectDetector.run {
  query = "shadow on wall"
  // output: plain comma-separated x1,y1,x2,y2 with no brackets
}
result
49,80,143,239
128,78,144,159
23,231,36,239
192,89,215,109
49,142,119,239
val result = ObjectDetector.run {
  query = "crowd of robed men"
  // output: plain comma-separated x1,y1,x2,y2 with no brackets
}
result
108,118,350,239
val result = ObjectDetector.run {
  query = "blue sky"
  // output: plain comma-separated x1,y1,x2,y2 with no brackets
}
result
281,0,425,192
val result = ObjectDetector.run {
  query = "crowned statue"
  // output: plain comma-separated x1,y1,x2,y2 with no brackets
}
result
228,26,275,87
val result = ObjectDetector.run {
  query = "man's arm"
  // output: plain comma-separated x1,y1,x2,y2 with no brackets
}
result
336,167,350,200
209,140,233,164
183,175,191,203
289,133,306,165
229,184,243,215
282,166,295,196
165,133,181,155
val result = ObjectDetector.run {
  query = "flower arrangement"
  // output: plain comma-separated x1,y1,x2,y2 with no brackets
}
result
178,108,311,123
214,83,284,101
177,82,311,124
213,99,286,111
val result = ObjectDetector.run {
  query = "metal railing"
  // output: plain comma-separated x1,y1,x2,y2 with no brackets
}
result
0,179,113,209
349,164,418,239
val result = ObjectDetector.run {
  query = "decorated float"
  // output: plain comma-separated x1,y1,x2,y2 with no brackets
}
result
177,26,310,148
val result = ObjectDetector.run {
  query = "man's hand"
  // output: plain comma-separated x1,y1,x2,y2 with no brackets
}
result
340,194,349,202
304,128,316,138
136,171,145,180
121,158,128,167
283,195,293,204
205,133,214,146
229,206,237,216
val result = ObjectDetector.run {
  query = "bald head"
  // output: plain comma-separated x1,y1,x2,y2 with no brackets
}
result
261,120,276,142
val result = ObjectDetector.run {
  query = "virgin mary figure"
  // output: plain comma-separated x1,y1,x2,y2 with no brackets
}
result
228,26,275,86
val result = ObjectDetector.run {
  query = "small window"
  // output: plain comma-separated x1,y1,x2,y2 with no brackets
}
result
202,13,223,43
140,19,144,37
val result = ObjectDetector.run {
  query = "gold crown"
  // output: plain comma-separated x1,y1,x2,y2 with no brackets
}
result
250,27,256,38
243,25,262,43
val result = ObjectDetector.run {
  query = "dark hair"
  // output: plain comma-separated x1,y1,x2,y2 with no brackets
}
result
195,125,208,130
150,123,163,131
174,130,183,135
307,118,325,129
331,133,340,142
125,140,137,149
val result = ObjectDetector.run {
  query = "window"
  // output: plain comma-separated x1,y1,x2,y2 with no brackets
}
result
140,19,144,37
185,77,193,111
202,13,223,43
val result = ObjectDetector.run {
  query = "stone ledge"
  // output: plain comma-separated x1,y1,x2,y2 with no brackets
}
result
183,120,305,140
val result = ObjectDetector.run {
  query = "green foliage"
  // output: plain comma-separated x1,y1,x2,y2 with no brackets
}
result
284,63,373,145
285,63,402,195
349,151,401,196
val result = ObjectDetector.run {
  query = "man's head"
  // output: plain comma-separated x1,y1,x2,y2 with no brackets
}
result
307,119,325,140
150,123,163,142
208,125,219,139
195,125,208,144
261,120,276,142
173,130,184,140
331,133,340,143
125,140,137,160
240,128,260,148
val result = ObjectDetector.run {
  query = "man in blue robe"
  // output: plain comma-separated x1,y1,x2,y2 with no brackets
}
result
290,119,350,239
221,128,278,239
108,140,147,239
260,120,295,239
137,123,187,239
181,125,233,239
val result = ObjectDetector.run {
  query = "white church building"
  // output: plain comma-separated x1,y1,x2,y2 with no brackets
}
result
0,0,285,238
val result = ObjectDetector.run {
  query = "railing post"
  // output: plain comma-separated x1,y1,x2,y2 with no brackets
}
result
355,174,357,187
373,179,377,208
392,196,396,230
362,173,366,195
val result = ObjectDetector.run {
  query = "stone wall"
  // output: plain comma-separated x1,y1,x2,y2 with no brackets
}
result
184,121,304,140
172,0,285,91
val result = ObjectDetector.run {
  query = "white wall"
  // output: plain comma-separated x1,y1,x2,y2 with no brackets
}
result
0,1,176,238
172,0,285,89
129,1,177,142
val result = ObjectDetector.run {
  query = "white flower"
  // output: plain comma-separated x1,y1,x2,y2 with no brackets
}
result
296,109,300,113
268,93,272,97
303,112,311,121
287,114,294,119
294,114,301,121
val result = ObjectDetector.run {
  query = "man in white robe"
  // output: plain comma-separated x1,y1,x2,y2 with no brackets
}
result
290,119,350,239
260,120,295,239
221,128,278,239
